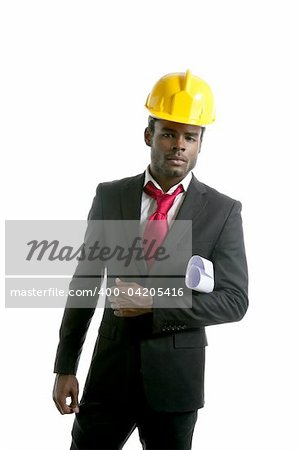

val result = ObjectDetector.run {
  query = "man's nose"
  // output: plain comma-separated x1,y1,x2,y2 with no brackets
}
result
172,135,185,151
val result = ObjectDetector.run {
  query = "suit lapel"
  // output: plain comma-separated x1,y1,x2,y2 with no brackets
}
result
160,174,208,248
120,173,145,221
120,173,148,276
175,174,207,221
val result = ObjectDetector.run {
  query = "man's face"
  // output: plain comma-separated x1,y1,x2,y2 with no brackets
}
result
145,119,203,181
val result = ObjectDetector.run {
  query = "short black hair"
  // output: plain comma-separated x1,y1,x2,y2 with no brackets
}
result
148,115,206,138
148,116,158,134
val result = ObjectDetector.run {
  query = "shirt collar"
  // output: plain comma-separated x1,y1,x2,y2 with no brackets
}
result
144,165,192,194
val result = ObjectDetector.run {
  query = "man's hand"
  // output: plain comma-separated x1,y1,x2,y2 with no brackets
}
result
108,278,153,317
52,374,79,415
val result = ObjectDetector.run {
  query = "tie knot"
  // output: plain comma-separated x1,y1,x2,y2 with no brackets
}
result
144,181,184,215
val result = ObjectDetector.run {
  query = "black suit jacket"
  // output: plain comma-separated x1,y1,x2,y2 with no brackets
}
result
54,173,248,412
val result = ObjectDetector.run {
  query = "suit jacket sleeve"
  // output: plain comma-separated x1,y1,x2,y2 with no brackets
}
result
152,199,249,333
53,184,104,375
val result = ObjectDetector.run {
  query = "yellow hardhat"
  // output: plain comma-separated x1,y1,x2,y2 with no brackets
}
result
145,70,215,126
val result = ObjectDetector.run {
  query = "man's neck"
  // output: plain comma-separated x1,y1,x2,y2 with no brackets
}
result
149,168,185,193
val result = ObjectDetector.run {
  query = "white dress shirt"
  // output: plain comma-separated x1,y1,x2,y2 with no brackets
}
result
140,166,192,235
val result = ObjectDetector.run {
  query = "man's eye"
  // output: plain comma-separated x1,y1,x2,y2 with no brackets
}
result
162,133,173,138
186,136,196,142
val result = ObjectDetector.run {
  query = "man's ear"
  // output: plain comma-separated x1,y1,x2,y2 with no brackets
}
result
144,127,152,147
198,140,203,154
198,127,205,153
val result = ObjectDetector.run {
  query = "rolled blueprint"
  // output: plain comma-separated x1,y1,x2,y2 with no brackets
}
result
185,255,214,293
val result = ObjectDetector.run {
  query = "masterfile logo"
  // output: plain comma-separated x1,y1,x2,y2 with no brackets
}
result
5,220,192,308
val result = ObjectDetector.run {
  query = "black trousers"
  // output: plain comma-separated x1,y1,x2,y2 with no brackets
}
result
70,339,198,450
70,399,197,450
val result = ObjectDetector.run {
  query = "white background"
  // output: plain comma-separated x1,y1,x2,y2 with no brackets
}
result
1,1,299,449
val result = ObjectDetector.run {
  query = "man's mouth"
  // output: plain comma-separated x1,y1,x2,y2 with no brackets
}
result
166,156,187,165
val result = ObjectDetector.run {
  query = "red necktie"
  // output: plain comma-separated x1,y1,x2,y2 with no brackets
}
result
143,181,184,268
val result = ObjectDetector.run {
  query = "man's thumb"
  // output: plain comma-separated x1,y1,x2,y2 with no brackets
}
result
70,391,79,413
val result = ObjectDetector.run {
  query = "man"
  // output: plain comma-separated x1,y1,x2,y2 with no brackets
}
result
53,70,248,450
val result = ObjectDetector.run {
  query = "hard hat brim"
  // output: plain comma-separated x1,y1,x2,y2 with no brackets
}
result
146,108,215,126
